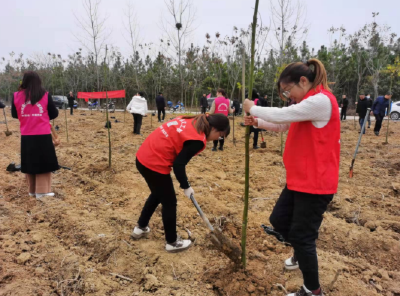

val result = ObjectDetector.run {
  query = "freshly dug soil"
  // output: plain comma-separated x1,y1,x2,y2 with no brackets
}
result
1,110,400,296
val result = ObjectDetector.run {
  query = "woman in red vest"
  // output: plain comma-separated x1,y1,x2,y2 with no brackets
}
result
12,71,59,199
244,59,339,296
133,114,230,253
209,88,234,151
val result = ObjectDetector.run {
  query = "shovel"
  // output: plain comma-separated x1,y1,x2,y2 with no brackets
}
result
349,108,370,178
260,130,266,148
3,109,12,136
189,194,242,265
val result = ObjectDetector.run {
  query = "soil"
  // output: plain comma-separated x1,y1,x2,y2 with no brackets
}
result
1,110,400,296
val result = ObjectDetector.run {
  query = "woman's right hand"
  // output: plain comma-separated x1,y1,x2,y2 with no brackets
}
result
244,116,258,127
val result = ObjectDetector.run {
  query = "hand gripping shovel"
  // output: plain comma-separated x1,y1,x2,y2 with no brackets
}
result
260,130,266,148
189,194,242,265
349,108,370,178
3,109,12,136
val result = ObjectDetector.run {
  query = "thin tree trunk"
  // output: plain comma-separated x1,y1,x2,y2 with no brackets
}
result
385,75,393,144
241,0,259,269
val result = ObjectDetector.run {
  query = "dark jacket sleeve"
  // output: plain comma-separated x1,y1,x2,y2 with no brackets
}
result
173,140,205,189
11,94,18,119
48,94,59,120
372,99,378,114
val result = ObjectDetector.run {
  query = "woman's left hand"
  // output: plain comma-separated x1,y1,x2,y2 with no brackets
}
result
243,99,254,114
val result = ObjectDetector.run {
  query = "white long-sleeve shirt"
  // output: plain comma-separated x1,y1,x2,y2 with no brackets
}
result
251,93,333,132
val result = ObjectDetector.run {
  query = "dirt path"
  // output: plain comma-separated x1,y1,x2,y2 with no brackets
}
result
1,109,399,296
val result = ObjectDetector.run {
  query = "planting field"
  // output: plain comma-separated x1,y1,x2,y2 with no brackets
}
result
1,109,400,296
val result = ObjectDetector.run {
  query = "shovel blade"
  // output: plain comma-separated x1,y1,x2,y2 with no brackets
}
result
210,228,242,266
349,168,353,178
5,131,12,136
260,142,267,148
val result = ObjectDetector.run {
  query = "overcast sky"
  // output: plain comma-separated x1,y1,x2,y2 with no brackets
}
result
1,0,400,63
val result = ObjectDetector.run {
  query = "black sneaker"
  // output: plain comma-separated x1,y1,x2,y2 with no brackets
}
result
218,146,224,151
211,147,217,152
374,131,379,136
253,146,259,150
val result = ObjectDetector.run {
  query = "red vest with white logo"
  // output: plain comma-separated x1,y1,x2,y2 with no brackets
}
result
214,97,230,116
13,91,51,136
136,117,207,174
283,85,340,194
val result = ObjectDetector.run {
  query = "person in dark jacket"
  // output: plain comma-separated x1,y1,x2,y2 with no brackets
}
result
200,94,208,114
263,95,269,107
12,71,59,199
249,89,260,149
67,91,75,115
372,91,392,136
155,92,166,122
356,93,369,134
232,98,240,116
340,94,348,121
366,93,373,128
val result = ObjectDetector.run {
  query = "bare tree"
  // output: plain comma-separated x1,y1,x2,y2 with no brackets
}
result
269,0,307,62
123,1,141,90
161,0,196,102
74,0,110,91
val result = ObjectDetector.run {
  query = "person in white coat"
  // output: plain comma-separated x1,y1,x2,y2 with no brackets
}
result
127,92,148,135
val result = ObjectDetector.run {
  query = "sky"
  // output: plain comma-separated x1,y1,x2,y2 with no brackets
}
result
1,0,400,63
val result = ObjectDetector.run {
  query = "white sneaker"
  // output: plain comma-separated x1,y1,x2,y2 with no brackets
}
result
131,226,151,239
29,193,35,197
36,193,55,199
285,256,299,270
165,236,192,253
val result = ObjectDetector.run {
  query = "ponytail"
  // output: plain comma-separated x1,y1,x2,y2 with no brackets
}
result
277,58,330,98
181,113,230,137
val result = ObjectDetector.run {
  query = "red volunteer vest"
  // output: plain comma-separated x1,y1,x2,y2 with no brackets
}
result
283,85,340,194
13,91,51,136
136,117,207,174
214,97,230,116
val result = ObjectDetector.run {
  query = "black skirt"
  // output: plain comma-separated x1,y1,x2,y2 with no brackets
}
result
21,134,59,174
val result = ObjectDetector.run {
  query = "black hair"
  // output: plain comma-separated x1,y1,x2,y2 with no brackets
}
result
277,58,330,99
217,88,227,98
138,91,145,97
20,71,46,104
251,89,258,100
159,92,163,95
181,113,230,138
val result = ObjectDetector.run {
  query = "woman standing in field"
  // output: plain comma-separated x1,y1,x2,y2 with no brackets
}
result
12,71,59,199
209,88,234,151
244,59,340,296
126,91,148,135
132,114,230,253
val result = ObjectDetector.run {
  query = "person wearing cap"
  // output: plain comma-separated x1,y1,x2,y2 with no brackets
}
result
371,91,392,136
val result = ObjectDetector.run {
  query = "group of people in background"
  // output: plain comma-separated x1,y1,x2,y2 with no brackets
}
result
340,91,392,136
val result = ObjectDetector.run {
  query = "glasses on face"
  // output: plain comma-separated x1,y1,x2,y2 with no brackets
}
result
281,83,298,100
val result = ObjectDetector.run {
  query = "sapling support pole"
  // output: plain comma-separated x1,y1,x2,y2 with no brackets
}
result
349,108,370,178
241,0,259,269
385,75,393,144
103,45,112,168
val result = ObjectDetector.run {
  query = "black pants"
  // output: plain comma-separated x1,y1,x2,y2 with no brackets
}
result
136,158,177,244
133,114,143,134
158,108,165,121
374,114,384,133
70,106,74,115
250,126,259,147
201,107,207,114
340,106,347,120
213,138,224,148
270,186,333,291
